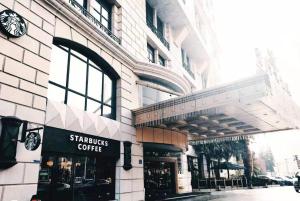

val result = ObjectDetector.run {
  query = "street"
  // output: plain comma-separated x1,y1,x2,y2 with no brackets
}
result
182,186,299,201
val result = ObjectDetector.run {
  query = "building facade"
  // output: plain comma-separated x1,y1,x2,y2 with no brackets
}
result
0,0,218,200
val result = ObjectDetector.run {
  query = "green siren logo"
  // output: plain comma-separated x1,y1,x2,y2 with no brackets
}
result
0,9,27,38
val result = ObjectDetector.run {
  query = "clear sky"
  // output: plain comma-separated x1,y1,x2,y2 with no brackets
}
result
213,0,300,164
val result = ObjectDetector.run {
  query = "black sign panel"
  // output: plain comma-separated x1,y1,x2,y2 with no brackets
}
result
123,141,132,170
0,9,27,38
42,127,120,159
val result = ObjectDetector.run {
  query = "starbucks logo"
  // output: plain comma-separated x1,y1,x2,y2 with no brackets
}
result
24,132,41,151
0,9,27,38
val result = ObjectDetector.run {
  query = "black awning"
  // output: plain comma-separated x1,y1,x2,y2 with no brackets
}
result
211,161,244,170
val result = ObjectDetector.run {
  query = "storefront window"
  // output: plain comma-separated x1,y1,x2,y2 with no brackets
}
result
37,155,116,201
48,44,116,119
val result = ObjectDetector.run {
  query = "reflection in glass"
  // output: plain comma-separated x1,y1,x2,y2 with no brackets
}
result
67,92,85,110
103,74,112,105
103,105,111,118
91,9,100,21
37,155,116,201
47,84,65,103
102,19,108,29
102,7,108,19
69,56,87,94
71,50,86,61
87,99,101,115
49,46,68,86
88,67,102,100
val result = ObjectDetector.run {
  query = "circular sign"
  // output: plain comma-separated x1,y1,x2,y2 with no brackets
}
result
25,132,41,151
0,9,27,38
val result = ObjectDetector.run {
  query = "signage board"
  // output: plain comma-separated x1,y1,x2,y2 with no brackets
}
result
0,9,27,38
42,127,120,159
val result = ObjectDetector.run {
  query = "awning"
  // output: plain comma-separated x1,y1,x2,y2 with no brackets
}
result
211,162,244,170
133,73,300,143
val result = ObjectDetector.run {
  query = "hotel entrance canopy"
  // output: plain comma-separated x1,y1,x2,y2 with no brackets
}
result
133,73,300,144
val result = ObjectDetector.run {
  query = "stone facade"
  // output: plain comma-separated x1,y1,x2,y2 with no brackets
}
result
0,0,218,200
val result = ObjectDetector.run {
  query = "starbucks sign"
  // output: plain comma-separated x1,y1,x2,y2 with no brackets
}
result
0,9,27,38
24,132,41,151
42,127,120,159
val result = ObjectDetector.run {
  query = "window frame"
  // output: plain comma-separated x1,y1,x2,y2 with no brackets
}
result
158,55,165,67
90,0,112,30
147,43,155,63
48,43,117,119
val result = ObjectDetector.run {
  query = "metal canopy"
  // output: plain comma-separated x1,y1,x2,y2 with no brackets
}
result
133,73,300,142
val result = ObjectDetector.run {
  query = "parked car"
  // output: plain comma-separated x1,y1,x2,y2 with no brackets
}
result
279,176,295,186
295,172,300,193
252,175,283,186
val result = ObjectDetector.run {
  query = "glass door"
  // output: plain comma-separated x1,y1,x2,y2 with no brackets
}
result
144,161,176,200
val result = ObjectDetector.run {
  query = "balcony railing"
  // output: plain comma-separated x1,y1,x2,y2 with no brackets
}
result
146,19,170,50
69,0,121,44
183,63,195,79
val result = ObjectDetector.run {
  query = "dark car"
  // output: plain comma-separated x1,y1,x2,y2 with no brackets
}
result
295,172,300,193
252,175,283,187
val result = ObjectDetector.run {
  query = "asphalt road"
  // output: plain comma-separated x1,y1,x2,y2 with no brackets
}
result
182,186,300,201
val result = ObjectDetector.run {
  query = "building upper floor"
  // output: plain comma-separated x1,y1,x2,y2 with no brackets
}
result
48,0,220,94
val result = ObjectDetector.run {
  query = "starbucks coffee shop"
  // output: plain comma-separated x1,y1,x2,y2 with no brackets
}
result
37,127,120,201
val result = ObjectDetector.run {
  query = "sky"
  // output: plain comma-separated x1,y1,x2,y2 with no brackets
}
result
213,0,300,165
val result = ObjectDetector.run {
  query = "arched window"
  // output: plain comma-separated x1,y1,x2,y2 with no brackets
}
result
48,40,117,119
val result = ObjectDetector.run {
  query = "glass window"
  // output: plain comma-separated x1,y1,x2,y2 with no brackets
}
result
102,7,109,19
147,44,155,63
49,46,68,86
159,55,165,66
146,1,154,25
48,44,116,119
103,105,112,118
88,66,102,100
91,0,111,30
67,91,85,110
87,99,102,115
157,16,164,37
142,86,178,106
69,55,87,94
47,84,65,103
103,74,112,105
37,154,116,201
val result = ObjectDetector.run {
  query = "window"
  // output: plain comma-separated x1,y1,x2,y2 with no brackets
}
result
48,44,116,119
75,0,87,7
147,44,155,63
145,1,169,49
181,49,190,69
158,55,165,66
181,48,194,78
91,0,111,30
142,86,177,106
157,16,164,37
146,1,154,25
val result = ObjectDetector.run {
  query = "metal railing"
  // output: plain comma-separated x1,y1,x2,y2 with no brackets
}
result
197,178,247,190
146,19,170,50
69,0,121,44
183,63,195,79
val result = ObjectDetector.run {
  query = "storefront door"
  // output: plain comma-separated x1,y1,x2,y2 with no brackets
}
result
37,154,116,201
144,160,176,200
